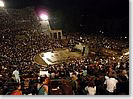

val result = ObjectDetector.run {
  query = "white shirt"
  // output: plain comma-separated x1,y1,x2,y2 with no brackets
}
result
85,86,96,95
70,72,73,77
83,70,87,76
13,70,20,79
51,72,55,78
104,76,118,93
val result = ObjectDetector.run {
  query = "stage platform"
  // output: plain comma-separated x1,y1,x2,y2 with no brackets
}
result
34,48,82,65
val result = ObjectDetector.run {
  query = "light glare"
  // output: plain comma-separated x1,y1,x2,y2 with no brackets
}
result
0,0,4,7
40,14,48,20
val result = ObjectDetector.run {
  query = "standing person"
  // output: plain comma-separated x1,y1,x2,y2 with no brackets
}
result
43,77,50,95
49,81,63,95
37,82,46,95
82,46,86,56
11,84,22,95
116,70,129,95
37,78,50,95
60,78,73,95
13,68,20,83
104,75,118,95
85,82,96,95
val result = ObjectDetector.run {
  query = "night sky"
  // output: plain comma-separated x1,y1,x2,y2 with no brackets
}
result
4,0,129,37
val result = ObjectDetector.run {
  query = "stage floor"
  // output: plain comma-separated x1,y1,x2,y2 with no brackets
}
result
34,48,82,65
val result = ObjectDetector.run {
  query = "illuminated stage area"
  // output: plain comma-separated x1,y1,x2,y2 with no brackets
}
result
34,48,82,65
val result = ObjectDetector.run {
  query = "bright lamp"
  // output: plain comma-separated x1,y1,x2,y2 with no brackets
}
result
0,0,4,7
40,14,48,20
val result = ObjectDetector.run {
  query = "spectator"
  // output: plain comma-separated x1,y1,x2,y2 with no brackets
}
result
12,68,20,83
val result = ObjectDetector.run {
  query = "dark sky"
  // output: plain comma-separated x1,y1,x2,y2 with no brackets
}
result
4,0,129,37
4,0,128,18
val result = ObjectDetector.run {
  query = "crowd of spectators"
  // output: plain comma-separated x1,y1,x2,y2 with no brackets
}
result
0,7,63,95
0,7,129,95
69,34,128,53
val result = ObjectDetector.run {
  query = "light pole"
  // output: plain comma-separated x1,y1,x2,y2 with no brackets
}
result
39,13,51,37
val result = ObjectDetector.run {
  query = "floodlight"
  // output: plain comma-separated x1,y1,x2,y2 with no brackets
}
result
40,13,48,20
0,0,4,7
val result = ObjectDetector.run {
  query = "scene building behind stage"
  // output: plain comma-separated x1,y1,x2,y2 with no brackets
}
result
0,7,129,95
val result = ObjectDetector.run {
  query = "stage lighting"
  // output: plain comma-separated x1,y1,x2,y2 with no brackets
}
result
0,0,4,7
40,13,48,20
